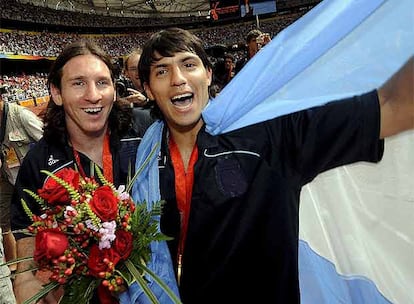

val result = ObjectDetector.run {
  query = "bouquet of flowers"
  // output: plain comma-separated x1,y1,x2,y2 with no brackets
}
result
5,163,181,304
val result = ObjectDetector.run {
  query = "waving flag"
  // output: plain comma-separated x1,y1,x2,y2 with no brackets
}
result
203,0,413,134
128,0,413,303
204,0,413,303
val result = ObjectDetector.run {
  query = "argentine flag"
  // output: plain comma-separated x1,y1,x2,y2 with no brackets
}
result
203,0,413,303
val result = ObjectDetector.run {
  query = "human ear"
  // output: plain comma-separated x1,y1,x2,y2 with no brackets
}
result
206,67,213,86
50,84,63,106
144,83,154,101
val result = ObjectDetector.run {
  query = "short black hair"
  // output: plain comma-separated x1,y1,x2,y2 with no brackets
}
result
139,27,213,120
224,53,235,62
139,28,212,86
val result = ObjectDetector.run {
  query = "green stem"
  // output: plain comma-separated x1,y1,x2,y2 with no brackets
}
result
134,262,182,304
0,256,36,280
22,281,60,304
124,259,159,303
126,143,159,193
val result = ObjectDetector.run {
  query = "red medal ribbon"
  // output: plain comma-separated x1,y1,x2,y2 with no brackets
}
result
102,131,113,183
72,131,113,183
169,137,198,283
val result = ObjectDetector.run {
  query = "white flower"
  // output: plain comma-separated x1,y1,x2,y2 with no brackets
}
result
85,219,99,232
98,221,117,249
116,184,130,200
64,206,77,218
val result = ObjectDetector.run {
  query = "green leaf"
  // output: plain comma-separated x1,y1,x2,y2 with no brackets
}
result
134,262,182,304
94,164,114,189
59,276,98,304
0,256,33,269
126,143,159,193
0,256,37,281
124,259,159,303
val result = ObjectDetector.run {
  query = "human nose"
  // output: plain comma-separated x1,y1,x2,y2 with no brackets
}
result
84,83,101,102
170,66,186,87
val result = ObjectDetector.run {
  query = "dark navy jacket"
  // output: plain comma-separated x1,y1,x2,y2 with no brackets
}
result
159,91,383,304
11,111,152,238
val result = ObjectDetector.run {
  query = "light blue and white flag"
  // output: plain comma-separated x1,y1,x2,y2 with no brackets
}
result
129,0,413,303
204,0,413,303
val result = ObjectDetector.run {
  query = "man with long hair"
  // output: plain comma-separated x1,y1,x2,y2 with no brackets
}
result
11,40,150,303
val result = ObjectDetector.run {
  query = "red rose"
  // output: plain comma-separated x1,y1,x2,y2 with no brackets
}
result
87,244,120,277
113,230,133,260
38,168,80,205
89,185,118,221
34,229,69,262
97,283,119,304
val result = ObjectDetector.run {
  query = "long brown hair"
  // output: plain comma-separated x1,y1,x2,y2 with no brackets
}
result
44,40,132,144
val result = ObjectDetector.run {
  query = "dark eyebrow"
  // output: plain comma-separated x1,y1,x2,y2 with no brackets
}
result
152,54,199,69
181,54,199,62
67,76,85,81
152,62,168,69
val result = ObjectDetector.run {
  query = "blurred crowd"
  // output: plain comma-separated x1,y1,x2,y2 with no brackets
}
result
0,13,302,58
0,74,48,103
0,0,203,28
0,10,305,102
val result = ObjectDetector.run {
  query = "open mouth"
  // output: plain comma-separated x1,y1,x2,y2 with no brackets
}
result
171,93,193,109
83,107,103,114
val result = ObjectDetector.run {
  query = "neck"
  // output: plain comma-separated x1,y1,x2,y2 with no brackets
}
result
69,129,107,167
248,48,257,59
168,120,203,171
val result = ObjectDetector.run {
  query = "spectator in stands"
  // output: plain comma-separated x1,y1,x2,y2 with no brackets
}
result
235,29,271,73
117,48,155,133
127,27,413,303
213,52,236,92
0,85,43,276
11,40,149,304
118,48,150,108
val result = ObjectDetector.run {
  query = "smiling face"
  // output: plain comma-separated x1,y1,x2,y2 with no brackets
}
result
50,54,115,139
144,51,212,134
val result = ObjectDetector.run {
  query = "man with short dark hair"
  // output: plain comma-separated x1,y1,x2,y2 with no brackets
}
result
235,29,271,73
127,27,413,304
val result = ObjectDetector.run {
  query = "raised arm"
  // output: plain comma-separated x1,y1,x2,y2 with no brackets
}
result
378,56,414,138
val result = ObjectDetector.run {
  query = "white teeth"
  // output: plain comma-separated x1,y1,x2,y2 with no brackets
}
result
84,107,102,113
171,93,192,101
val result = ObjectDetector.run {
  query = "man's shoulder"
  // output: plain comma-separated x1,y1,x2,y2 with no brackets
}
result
8,102,42,123
24,138,70,166
8,102,32,115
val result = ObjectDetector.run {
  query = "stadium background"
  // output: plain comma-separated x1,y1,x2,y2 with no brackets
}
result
0,0,320,114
